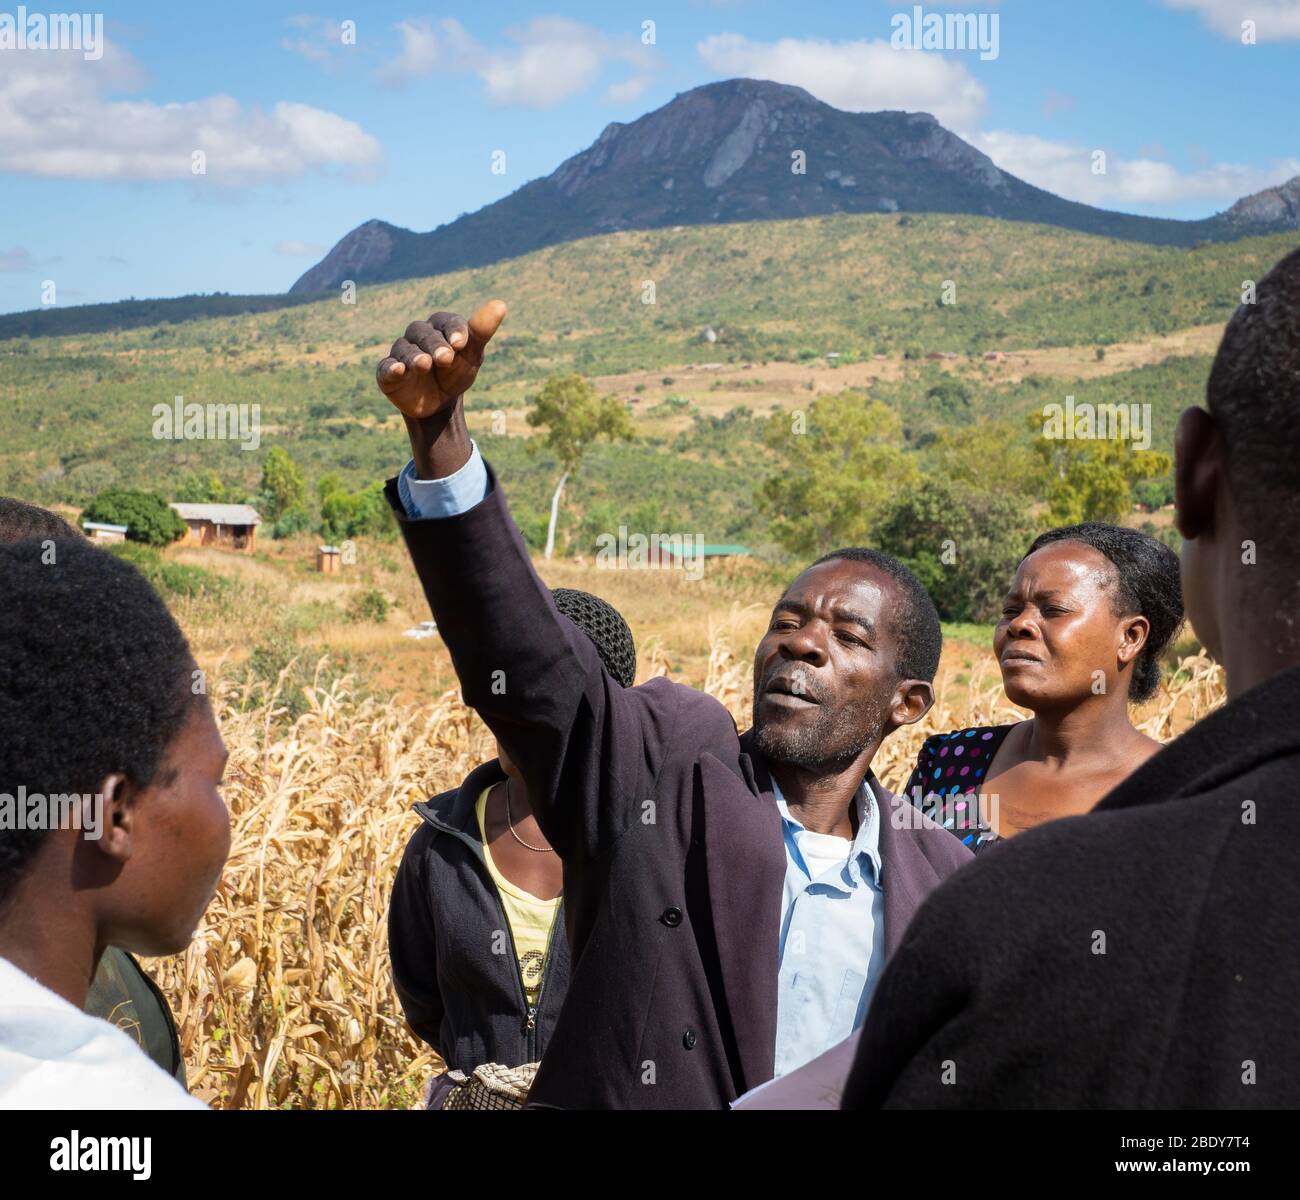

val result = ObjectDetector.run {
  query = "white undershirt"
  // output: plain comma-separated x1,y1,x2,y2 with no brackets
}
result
798,828,853,881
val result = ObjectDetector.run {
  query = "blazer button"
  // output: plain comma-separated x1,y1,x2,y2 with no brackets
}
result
683,1029,697,1050
660,906,682,927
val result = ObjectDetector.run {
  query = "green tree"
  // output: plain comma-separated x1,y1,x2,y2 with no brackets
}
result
923,379,973,424
1133,475,1174,511
873,477,1039,622
526,372,635,559
321,480,392,542
258,447,305,522
1031,415,1171,524
317,472,345,507
757,393,916,559
82,489,187,547
921,421,1041,499
173,470,226,504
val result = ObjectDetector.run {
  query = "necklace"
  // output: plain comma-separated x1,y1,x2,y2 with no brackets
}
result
504,781,554,853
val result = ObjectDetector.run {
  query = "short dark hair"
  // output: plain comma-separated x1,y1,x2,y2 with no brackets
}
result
808,548,943,683
1207,245,1300,533
1024,523,1183,702
552,588,637,687
0,538,198,902
0,496,79,542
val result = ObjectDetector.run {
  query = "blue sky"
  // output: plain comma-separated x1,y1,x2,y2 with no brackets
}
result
1,0,1297,314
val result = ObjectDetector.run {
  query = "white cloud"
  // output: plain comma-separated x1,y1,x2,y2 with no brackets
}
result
376,18,440,86
376,16,658,108
480,18,609,107
605,75,653,105
0,247,35,272
696,33,987,127
275,240,326,256
966,128,1300,207
281,16,353,71
0,40,382,182
1162,0,1300,40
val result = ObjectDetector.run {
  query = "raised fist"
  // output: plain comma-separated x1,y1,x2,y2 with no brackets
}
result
375,300,507,419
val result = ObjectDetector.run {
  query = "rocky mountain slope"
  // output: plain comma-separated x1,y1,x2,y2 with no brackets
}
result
292,78,1299,293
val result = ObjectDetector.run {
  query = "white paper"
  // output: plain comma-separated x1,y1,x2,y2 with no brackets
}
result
730,1029,859,1110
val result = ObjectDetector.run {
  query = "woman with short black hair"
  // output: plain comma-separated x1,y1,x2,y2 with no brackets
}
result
0,497,188,1087
0,537,225,1108
903,522,1184,851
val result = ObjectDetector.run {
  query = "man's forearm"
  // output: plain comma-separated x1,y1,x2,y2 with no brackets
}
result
405,399,473,480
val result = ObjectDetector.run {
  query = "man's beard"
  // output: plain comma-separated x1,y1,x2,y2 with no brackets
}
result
750,693,886,771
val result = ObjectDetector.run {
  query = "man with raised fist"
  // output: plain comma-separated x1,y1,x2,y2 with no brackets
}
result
376,303,970,1109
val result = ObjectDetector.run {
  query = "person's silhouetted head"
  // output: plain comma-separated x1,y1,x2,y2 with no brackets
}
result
1176,245,1300,695
0,538,229,957
495,588,636,781
0,497,79,543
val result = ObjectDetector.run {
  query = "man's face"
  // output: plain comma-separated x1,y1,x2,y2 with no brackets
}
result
750,559,907,770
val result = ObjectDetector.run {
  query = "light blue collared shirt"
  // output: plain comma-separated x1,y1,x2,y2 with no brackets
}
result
772,776,886,1078
396,442,491,519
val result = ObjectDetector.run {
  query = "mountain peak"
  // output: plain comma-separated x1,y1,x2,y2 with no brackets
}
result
1222,174,1300,230
290,79,1295,294
548,77,830,200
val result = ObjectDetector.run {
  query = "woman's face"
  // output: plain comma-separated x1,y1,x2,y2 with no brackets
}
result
102,695,231,957
994,541,1149,710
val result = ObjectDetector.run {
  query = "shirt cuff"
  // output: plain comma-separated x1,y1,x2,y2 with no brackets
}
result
396,442,491,519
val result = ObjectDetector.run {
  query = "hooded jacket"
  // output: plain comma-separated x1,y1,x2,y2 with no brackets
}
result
388,758,570,1073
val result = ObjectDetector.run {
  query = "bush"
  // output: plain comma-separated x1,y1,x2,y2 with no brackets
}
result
319,480,394,543
924,379,973,423
1133,476,1174,510
83,488,187,546
107,541,228,600
238,633,361,723
272,506,311,539
873,476,1039,622
347,588,390,624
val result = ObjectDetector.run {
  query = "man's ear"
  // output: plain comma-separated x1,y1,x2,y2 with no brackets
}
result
96,772,135,864
1174,406,1221,541
888,679,934,732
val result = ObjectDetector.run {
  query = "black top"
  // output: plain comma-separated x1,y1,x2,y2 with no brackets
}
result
846,665,1300,1108
388,759,570,1074
901,724,1016,853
